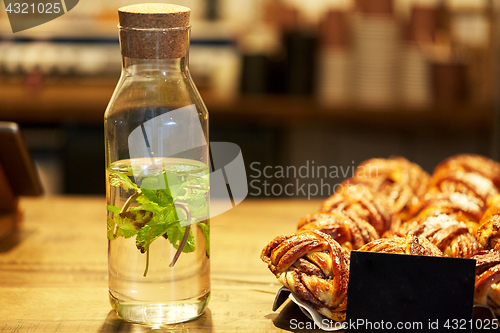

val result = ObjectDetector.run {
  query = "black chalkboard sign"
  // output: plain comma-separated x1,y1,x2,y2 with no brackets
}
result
346,251,476,333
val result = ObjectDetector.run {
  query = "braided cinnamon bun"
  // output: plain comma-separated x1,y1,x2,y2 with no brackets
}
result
389,214,482,258
473,250,500,316
428,168,498,206
434,154,500,190
358,232,443,257
477,195,500,251
261,230,350,321
297,211,379,252
321,185,395,236
408,192,484,235
352,157,430,221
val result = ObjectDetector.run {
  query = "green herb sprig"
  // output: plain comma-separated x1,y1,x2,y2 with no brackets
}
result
107,162,209,277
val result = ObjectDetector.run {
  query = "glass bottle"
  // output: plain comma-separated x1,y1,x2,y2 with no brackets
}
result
104,4,210,325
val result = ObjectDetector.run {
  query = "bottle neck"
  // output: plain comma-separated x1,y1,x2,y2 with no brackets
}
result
122,55,189,76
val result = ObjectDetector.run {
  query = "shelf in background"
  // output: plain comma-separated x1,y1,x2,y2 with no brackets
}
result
0,78,494,131
207,94,494,132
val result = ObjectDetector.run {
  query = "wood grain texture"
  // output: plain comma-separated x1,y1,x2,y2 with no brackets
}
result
0,196,327,332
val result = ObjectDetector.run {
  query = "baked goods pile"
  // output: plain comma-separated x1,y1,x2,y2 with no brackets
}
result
260,154,500,321
261,230,350,321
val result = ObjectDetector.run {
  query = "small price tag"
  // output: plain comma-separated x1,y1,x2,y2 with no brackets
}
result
346,251,475,333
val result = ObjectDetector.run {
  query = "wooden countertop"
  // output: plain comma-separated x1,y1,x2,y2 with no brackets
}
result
0,196,328,333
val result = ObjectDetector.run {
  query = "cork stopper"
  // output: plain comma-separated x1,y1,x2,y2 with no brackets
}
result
118,3,191,59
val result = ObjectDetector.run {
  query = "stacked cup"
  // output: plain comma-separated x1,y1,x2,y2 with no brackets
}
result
350,0,400,108
317,9,351,107
351,12,400,108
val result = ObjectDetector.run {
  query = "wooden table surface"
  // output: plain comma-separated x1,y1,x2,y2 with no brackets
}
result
0,196,331,333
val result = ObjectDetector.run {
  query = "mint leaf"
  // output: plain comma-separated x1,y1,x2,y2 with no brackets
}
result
191,172,209,187
140,171,176,207
140,173,168,193
135,199,161,215
166,224,196,253
107,218,116,240
136,195,163,215
115,213,138,238
107,209,153,240
123,209,152,232
196,221,210,257
186,196,209,219
109,172,138,191
166,171,187,198
142,188,175,207
127,208,154,229
169,181,188,198
135,207,178,253
107,205,121,214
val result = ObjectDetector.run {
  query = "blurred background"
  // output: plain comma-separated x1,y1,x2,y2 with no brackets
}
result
0,0,499,197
